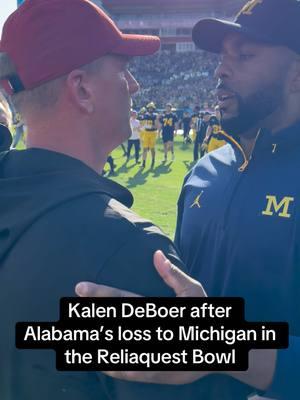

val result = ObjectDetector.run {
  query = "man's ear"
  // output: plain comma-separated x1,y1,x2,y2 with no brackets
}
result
66,70,94,114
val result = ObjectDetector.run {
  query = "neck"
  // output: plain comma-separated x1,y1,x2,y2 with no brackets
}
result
25,117,107,173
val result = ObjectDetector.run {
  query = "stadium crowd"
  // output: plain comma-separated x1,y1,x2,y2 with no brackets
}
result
130,50,218,110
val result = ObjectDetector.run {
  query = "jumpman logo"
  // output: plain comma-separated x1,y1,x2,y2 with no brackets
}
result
190,191,204,208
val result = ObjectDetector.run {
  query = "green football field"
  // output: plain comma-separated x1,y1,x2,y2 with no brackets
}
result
107,135,195,238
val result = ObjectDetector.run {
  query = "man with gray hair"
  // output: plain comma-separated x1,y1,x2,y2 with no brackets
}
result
0,1,212,400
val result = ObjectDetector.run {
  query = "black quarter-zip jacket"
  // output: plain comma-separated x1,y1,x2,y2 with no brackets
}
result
0,148,184,400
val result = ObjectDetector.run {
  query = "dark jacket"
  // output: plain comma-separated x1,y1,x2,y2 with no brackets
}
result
176,122,300,399
0,148,189,400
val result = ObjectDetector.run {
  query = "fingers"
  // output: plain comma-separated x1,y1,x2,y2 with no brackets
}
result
75,282,142,298
153,250,185,294
153,250,207,297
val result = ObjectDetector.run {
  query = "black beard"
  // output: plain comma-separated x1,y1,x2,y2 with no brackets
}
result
221,81,284,139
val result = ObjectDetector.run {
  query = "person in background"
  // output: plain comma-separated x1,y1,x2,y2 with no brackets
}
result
190,105,200,143
141,102,159,169
102,154,116,176
180,110,192,143
127,109,141,163
204,106,227,153
159,103,178,162
193,111,210,161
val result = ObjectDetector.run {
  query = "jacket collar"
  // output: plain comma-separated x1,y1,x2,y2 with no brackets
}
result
254,119,300,153
0,148,134,208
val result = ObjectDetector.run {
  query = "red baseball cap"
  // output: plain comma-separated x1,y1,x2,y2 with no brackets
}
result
0,0,160,94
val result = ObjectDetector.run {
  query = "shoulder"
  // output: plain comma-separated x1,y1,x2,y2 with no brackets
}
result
43,192,176,260
185,144,237,185
26,192,182,290
77,197,185,296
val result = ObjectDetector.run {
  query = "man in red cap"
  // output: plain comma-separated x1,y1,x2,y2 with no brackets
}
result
0,1,210,400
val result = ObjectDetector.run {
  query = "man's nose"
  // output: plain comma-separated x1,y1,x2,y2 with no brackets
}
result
214,56,233,80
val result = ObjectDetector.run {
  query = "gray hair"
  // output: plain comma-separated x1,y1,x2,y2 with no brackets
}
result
0,52,104,117
0,52,65,115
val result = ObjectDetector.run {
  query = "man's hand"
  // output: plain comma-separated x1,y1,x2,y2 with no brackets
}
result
75,250,207,384
75,251,276,389
75,250,206,298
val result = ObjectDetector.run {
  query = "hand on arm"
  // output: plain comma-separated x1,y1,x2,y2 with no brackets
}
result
75,251,208,384
76,250,206,298
75,251,276,389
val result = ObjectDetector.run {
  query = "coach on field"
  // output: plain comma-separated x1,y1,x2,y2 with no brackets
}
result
77,0,300,399
0,1,219,400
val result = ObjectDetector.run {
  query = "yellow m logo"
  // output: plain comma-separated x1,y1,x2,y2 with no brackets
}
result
237,0,263,17
262,195,294,219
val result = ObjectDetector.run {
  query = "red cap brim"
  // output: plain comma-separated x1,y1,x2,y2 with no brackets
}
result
112,34,160,56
